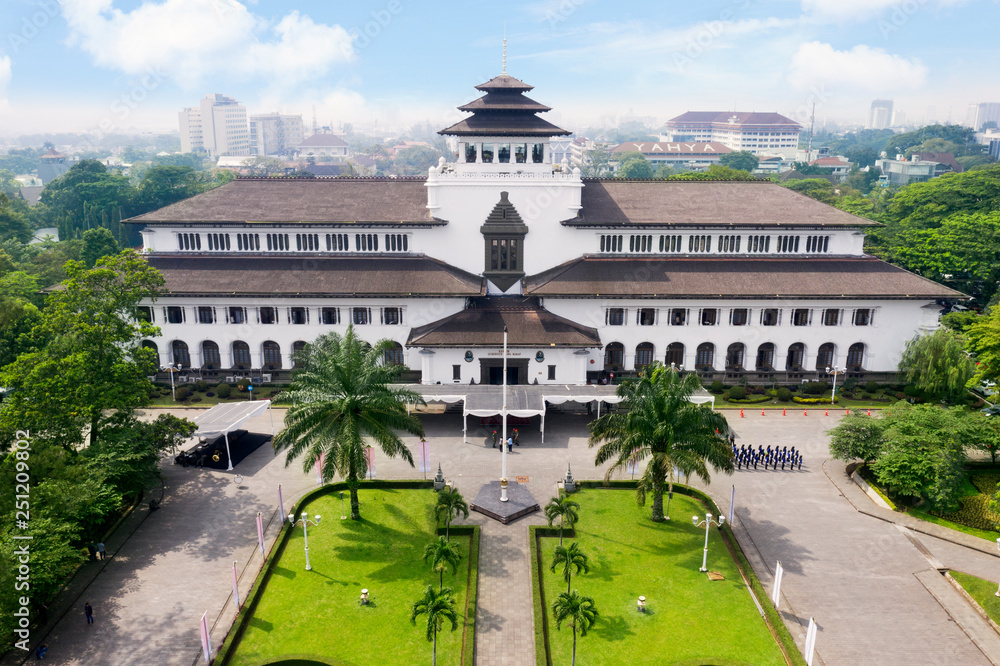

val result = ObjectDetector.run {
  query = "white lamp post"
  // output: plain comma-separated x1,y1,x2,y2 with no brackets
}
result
826,366,842,405
500,325,509,503
161,363,180,401
289,513,321,571
692,512,725,572
995,538,1000,597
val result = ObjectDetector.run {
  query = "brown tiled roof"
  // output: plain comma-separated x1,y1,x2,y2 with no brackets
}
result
126,178,436,224
567,180,877,227
407,297,601,347
299,134,349,147
475,74,534,91
525,257,964,300
439,113,571,137
459,93,552,112
147,255,484,297
666,111,801,128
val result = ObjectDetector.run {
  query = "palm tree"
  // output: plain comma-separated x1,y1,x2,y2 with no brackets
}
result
272,326,425,520
544,494,580,545
423,536,462,591
552,590,599,666
435,487,469,541
411,585,460,666
589,362,733,522
551,542,589,594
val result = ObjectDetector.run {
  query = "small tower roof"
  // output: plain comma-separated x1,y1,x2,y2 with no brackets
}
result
440,74,570,138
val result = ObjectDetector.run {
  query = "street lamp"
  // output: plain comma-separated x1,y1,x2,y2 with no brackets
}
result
692,512,725,572
826,366,842,405
161,363,180,401
995,538,1000,597
289,513,321,571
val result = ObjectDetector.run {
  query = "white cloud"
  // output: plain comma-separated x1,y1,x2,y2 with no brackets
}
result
801,0,966,23
60,0,355,88
787,41,927,92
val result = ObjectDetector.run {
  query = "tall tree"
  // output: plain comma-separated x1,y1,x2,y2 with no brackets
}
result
719,150,759,172
272,326,424,519
410,585,460,666
423,536,463,591
898,329,976,402
434,487,468,541
968,307,1000,383
550,541,589,593
544,494,580,545
552,590,599,666
581,146,613,178
827,413,887,467
80,227,120,267
590,363,733,522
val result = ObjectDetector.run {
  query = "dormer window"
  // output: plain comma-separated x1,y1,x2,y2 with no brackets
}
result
480,191,528,292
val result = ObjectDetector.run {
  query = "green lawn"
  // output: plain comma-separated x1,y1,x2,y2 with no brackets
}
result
145,387,287,407
950,571,1000,625
536,489,786,666
229,489,473,666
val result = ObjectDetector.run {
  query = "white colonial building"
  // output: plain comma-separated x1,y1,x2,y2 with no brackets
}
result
130,73,960,387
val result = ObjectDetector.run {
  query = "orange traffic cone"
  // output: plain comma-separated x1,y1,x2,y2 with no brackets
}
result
804,409,808,416
740,409,744,418
846,409,850,415
761,409,766,416
867,409,871,416
825,409,829,416
782,408,786,416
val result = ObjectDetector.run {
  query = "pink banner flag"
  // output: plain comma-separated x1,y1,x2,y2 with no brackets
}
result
418,439,431,474
314,454,322,485
366,447,376,479
232,560,240,610
200,611,211,663
278,484,286,524
256,511,265,557
626,455,637,477
319,450,326,483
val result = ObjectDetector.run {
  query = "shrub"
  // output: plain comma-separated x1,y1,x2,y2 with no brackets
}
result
750,386,766,395
217,383,232,398
206,391,215,397
709,380,725,394
728,386,747,400
722,391,730,400
792,395,838,404
175,386,191,401
194,380,209,392
800,381,829,395
191,397,202,403
776,387,792,402
864,381,879,393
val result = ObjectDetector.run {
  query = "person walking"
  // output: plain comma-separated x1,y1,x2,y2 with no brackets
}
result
84,603,94,625
86,543,96,561
96,542,106,561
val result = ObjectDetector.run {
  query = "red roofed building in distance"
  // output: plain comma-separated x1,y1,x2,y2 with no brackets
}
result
664,111,802,160
611,142,732,171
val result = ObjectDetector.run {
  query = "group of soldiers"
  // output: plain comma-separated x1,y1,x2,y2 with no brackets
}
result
729,438,803,471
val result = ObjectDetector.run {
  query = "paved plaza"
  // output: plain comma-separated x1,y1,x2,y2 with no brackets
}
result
9,406,1000,666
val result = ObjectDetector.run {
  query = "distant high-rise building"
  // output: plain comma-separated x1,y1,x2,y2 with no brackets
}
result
868,100,893,130
967,103,1000,131
249,113,305,157
178,94,251,157
663,111,802,159
891,110,906,127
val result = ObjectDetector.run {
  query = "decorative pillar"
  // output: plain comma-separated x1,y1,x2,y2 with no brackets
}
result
543,143,551,164
476,143,483,163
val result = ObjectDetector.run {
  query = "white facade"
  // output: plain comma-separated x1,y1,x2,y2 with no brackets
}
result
663,113,801,159
250,113,305,156
178,107,203,153
185,94,250,157
868,100,894,130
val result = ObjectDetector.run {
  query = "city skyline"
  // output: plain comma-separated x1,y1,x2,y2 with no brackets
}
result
1,0,999,138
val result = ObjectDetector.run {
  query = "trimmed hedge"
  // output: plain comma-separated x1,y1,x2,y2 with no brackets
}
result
792,396,838,404
727,394,772,404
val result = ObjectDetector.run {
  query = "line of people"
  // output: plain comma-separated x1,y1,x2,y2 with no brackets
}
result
732,443,803,471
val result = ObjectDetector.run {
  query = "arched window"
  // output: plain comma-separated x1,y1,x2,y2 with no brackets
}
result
726,343,745,370
785,343,805,371
756,343,775,370
696,343,715,370
292,341,307,367
384,341,404,365
635,342,654,369
665,342,684,368
202,341,220,369
262,341,282,370
604,342,624,371
816,343,835,370
171,340,190,368
141,340,159,365
232,341,251,369
847,343,865,370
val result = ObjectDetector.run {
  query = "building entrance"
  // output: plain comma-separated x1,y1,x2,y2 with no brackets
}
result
480,359,528,385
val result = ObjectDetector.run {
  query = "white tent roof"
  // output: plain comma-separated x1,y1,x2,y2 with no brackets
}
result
193,400,272,437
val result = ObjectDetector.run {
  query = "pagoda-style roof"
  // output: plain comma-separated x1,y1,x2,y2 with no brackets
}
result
440,73,570,138
407,297,601,347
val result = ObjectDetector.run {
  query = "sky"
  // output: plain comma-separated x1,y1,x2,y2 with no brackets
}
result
0,0,998,138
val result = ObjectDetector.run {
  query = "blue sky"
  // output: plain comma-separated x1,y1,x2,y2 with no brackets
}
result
0,0,997,136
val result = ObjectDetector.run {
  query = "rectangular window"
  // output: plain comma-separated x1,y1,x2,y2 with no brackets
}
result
670,308,687,326
321,307,340,325
353,307,371,325
637,308,656,326
700,309,718,326
259,307,277,324
606,308,625,326
136,306,153,323
289,307,308,325
761,308,780,326
730,308,748,326
548,365,556,381
853,309,872,326
514,144,528,164
792,309,810,326
465,143,477,162
166,306,184,324
822,309,841,326
383,307,402,325
197,306,215,324
228,307,246,324
453,365,461,381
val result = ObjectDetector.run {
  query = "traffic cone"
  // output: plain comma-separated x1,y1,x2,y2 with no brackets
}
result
761,409,765,416
740,409,744,418
804,409,808,416
825,409,829,416
782,408,786,416
867,409,871,417
846,409,850,415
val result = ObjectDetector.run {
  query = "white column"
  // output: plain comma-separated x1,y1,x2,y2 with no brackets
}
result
543,143,551,164
476,143,483,163
458,142,466,163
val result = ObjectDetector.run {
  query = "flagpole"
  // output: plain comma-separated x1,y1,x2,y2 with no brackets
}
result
500,325,509,503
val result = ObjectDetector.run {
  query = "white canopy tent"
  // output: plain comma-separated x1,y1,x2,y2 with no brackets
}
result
192,400,275,471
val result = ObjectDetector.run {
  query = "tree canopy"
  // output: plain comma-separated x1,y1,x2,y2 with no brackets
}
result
898,329,976,402
718,151,759,172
